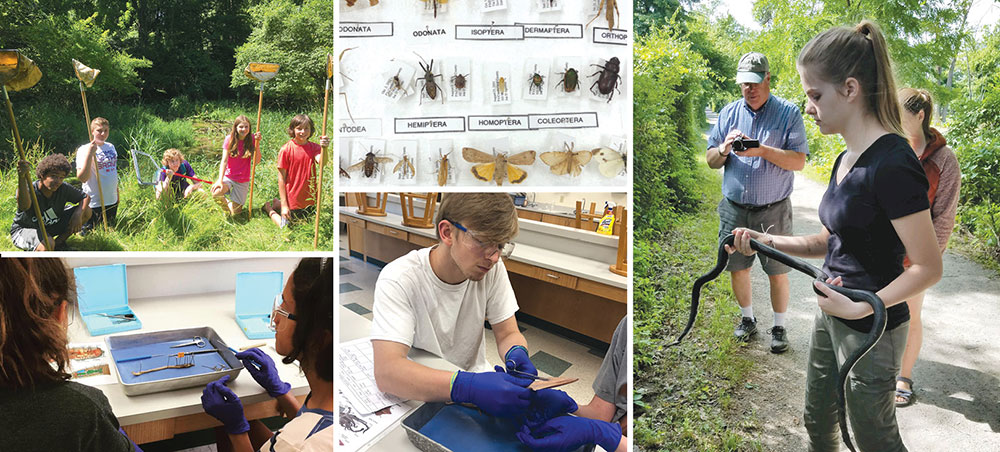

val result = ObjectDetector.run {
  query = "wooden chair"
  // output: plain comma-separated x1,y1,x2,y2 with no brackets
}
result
399,192,437,228
575,201,602,232
353,192,388,217
609,205,627,276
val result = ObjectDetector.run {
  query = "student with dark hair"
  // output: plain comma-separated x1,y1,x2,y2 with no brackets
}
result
262,114,330,228
10,154,92,251
201,257,333,452
0,258,141,451
212,115,261,216
730,21,942,451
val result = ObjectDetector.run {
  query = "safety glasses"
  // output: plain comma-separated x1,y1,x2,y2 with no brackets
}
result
269,293,298,331
447,219,515,259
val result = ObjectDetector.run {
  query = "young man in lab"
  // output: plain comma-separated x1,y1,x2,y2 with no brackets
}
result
371,192,537,418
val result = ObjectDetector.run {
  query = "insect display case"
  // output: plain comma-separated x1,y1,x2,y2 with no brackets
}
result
337,0,633,188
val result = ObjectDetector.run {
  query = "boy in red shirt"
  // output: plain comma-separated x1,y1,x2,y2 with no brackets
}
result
263,114,329,228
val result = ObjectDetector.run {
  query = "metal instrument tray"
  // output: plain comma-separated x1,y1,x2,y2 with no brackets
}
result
106,326,243,396
402,402,590,452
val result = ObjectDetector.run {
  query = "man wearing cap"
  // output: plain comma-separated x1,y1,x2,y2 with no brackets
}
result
705,52,808,353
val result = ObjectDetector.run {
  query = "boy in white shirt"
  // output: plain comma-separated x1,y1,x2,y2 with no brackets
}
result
371,193,539,417
76,117,119,233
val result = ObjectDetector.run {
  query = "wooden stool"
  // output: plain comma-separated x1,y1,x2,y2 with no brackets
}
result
575,201,602,232
354,192,388,217
399,192,437,229
609,205,627,276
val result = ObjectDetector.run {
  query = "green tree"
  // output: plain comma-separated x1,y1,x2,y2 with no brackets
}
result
231,0,333,105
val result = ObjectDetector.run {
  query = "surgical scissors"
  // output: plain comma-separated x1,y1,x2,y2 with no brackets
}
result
503,361,550,381
98,313,136,321
170,336,207,348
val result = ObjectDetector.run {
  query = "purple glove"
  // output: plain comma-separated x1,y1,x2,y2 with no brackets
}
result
516,416,622,452
505,345,538,379
525,389,578,428
450,367,533,417
117,427,143,452
235,347,290,397
200,375,250,434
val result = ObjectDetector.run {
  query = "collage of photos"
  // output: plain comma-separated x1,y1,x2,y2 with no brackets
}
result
3,0,1000,451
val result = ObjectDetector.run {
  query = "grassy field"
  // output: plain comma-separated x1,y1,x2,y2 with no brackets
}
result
1,101,334,251
633,160,762,451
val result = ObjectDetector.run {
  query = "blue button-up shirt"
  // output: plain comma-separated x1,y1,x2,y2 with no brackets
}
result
707,94,809,206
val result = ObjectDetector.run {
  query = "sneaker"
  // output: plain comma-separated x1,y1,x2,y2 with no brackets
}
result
769,326,789,354
734,316,757,342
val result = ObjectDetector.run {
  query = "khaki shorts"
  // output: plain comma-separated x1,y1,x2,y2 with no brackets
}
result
223,178,250,206
717,197,792,274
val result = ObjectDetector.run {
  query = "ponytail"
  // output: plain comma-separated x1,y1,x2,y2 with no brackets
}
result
899,87,934,143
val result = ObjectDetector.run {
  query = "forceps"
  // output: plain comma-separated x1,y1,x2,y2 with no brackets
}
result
170,336,207,348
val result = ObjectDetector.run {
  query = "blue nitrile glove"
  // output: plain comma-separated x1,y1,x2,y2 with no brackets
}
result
449,367,533,417
516,416,623,452
525,389,579,428
505,345,538,379
235,347,290,397
200,375,250,434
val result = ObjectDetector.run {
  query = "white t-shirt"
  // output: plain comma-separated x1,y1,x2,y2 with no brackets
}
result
371,246,519,372
75,142,118,208
258,408,332,452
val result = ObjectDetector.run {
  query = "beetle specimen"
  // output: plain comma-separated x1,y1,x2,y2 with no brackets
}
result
590,57,622,102
585,0,619,29
414,52,443,104
540,142,595,177
436,150,451,186
556,67,579,92
393,149,416,179
347,146,394,178
528,71,544,95
592,144,626,178
421,0,448,18
462,147,536,186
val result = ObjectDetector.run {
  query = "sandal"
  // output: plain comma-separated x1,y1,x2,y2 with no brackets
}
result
895,376,915,407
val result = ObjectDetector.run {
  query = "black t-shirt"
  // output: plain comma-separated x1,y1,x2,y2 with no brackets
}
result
0,381,134,452
12,182,86,230
818,134,930,333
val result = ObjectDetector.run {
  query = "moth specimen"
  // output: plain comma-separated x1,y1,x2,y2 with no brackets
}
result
348,146,394,178
540,142,595,177
462,147,536,186
592,145,626,178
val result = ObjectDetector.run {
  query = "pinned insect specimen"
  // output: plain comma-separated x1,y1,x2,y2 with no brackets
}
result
436,151,451,186
390,68,408,95
590,57,622,102
528,71,545,95
421,0,448,17
340,166,351,179
451,67,469,91
393,149,416,179
348,146,394,178
497,76,507,94
462,147,536,186
592,144,627,178
540,142,595,177
586,0,620,29
556,67,579,92
414,52,443,104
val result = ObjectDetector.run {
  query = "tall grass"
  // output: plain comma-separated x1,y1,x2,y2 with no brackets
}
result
1,101,334,251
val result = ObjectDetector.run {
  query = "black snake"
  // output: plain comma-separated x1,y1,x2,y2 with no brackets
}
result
668,233,887,452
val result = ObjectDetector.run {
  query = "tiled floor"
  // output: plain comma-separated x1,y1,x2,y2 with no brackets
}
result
338,232,611,404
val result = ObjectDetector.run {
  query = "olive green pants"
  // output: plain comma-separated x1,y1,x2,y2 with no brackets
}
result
804,311,909,452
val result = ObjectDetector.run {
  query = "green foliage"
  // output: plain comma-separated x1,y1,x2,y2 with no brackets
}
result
0,101,334,251
633,164,759,452
231,0,333,105
633,24,709,236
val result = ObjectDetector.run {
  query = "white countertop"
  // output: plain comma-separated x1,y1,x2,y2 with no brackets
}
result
339,306,456,452
340,208,626,289
68,291,309,426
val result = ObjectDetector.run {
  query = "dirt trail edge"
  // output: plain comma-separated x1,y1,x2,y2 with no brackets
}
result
737,172,1000,451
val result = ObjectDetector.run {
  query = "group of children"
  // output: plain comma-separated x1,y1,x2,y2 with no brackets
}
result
10,114,330,251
